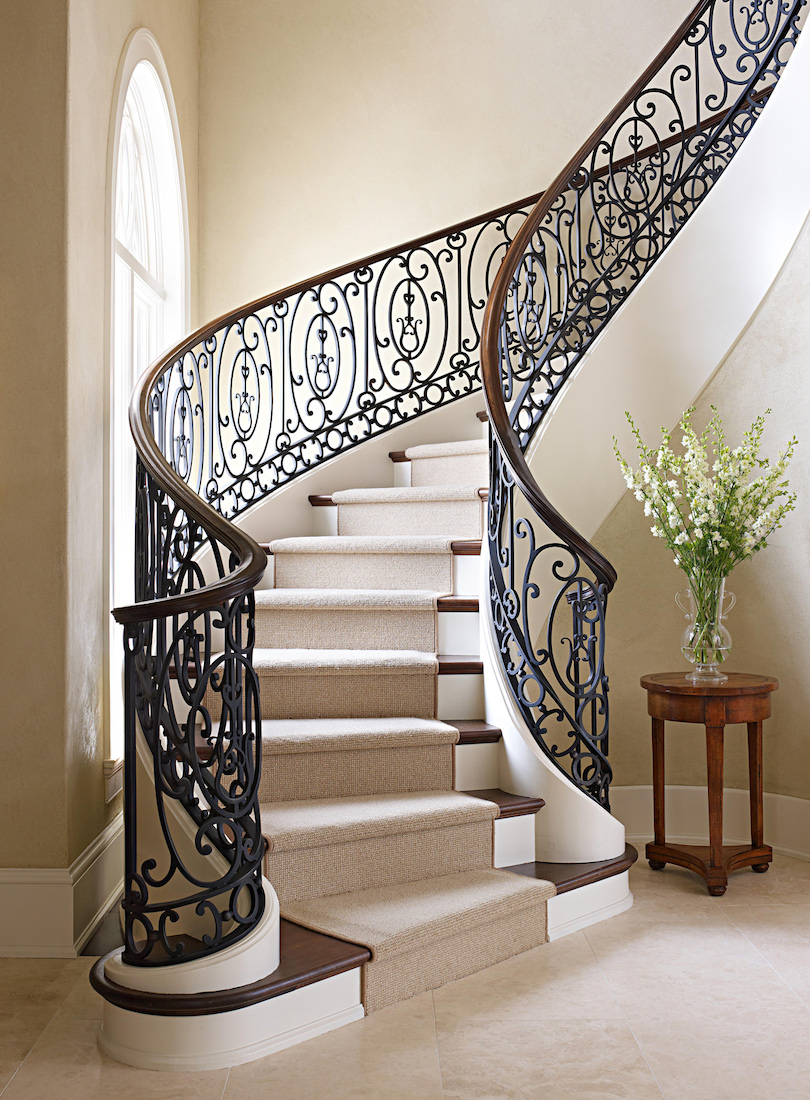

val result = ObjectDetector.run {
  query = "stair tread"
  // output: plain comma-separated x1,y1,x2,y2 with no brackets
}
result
261,789,500,853
438,655,483,674
463,789,546,818
404,438,487,460
265,535,462,555
255,588,442,611
260,717,459,755
282,868,555,963
505,844,639,894
261,535,481,557
447,719,502,744
252,648,438,675
331,485,485,504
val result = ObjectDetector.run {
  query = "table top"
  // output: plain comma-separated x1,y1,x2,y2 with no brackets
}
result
641,672,779,697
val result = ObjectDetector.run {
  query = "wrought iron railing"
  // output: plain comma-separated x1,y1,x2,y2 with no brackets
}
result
482,0,805,810
113,191,544,964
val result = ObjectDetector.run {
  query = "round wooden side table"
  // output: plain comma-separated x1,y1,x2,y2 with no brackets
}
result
640,672,778,896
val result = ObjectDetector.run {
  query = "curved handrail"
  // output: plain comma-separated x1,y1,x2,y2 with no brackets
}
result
481,0,805,807
113,185,546,966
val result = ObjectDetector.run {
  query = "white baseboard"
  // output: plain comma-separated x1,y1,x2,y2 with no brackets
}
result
0,813,124,957
547,871,633,940
99,968,364,1071
611,785,810,861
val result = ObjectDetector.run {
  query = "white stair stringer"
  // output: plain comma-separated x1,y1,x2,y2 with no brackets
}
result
480,564,626,865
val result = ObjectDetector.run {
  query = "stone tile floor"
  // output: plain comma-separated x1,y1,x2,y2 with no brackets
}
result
4,854,810,1098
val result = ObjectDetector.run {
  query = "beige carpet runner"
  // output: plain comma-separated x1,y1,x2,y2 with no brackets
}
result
254,428,554,1012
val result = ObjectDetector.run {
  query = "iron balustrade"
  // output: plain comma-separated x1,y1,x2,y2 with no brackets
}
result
482,0,806,810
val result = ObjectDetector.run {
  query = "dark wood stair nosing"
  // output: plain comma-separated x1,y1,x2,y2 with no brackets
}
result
259,539,481,557
437,596,479,613
438,655,483,675
463,788,546,819
505,844,639,894
308,492,487,505
89,919,370,1018
389,450,409,463
476,410,488,422
447,719,503,745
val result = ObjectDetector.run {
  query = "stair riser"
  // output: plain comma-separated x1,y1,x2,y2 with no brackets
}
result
437,672,484,720
454,741,499,790
256,671,436,720
260,744,454,802
362,903,546,1013
251,608,478,653
337,499,483,538
267,819,493,904
410,453,489,488
273,553,453,592
252,609,437,651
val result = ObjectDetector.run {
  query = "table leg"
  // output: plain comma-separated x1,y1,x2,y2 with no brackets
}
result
649,717,666,870
706,724,726,894
748,720,769,873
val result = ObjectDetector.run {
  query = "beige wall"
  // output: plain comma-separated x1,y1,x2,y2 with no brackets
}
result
0,0,70,866
596,213,810,801
0,0,199,867
198,0,695,320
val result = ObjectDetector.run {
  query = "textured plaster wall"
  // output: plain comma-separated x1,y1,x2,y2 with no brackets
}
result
198,0,695,320
0,0,199,868
597,213,810,800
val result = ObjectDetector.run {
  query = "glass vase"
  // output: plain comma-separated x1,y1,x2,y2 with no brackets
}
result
676,578,735,682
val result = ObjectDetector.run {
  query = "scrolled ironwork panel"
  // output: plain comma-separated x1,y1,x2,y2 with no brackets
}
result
487,0,805,804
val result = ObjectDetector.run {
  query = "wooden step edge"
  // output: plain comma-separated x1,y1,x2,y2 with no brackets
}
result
436,596,479,613
446,719,503,745
450,539,481,556
476,410,488,422
259,539,481,556
504,843,639,894
389,450,409,463
89,920,370,1018
463,788,546,819
438,655,483,675
308,492,487,505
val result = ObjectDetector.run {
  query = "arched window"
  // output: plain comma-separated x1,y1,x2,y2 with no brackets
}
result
107,34,188,775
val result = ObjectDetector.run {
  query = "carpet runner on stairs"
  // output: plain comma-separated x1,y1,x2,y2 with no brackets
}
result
255,429,554,1013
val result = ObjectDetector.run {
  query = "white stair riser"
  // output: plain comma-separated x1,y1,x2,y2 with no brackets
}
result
437,672,484,720
439,611,479,654
493,814,536,867
453,553,479,596
410,453,489,488
337,499,484,539
454,741,499,790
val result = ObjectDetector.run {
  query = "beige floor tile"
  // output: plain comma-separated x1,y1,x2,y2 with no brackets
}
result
709,854,810,905
435,1017,662,1099
224,992,442,1100
2,974,229,1100
629,1004,810,1099
724,902,810,1004
0,958,90,1092
432,932,621,1026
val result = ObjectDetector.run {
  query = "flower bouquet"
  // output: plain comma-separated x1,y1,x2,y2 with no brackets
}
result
614,407,797,681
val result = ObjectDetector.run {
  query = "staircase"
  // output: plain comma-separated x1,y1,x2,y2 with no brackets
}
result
248,423,554,1012
94,0,808,1072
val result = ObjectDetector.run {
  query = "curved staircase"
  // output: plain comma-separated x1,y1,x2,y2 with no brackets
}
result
94,0,809,1071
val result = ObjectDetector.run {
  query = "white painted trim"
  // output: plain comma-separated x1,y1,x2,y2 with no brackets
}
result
103,757,124,803
0,814,124,957
99,968,364,1071
611,785,810,862
546,871,633,940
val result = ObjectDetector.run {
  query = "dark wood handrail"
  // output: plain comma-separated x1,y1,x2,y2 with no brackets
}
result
481,0,717,592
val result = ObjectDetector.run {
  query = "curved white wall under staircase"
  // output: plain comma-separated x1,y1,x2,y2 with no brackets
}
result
481,23,810,867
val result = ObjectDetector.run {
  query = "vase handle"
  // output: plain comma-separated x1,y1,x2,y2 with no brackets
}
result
721,590,736,618
675,589,691,616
